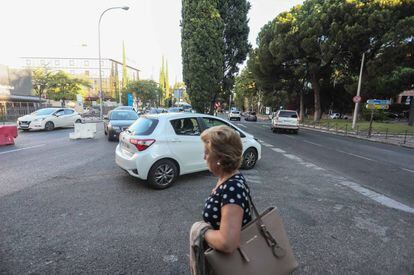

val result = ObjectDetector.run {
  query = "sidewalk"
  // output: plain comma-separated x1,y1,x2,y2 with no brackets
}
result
301,123,414,149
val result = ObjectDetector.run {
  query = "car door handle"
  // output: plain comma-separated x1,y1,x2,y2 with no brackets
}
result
170,138,181,143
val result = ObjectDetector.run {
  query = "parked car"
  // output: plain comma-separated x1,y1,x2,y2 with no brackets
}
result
104,110,139,141
115,113,261,189
228,110,241,121
244,111,257,122
271,110,299,134
167,107,184,113
114,106,136,112
146,108,168,114
17,108,82,131
329,113,350,119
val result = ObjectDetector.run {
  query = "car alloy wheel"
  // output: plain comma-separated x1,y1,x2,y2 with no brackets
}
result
45,121,54,131
148,159,178,189
241,148,258,170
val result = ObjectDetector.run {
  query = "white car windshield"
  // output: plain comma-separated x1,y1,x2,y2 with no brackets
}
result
32,108,56,116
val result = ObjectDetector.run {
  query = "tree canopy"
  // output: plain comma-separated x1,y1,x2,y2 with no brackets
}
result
181,0,250,113
122,79,163,107
248,0,414,121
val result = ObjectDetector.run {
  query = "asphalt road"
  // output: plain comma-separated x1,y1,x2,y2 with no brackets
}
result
0,122,413,274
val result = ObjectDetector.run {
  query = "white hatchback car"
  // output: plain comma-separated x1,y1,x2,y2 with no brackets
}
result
228,110,241,121
271,110,300,134
17,108,82,131
115,113,261,189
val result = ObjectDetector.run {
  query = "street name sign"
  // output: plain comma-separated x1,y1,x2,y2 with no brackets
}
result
366,104,389,110
366,99,391,105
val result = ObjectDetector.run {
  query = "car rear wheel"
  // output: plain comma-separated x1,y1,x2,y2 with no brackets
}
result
75,119,82,124
45,121,54,131
241,148,258,170
148,159,178,189
107,131,114,141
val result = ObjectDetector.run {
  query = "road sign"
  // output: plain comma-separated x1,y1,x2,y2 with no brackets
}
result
353,96,362,103
366,104,389,110
366,99,391,105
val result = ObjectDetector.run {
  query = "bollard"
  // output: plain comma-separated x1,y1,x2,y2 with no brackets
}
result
356,126,359,136
345,124,348,136
327,122,330,131
385,128,388,139
335,124,338,133
313,121,315,128
403,130,408,144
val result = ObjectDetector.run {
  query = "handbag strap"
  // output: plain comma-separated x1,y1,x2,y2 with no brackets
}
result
243,181,286,258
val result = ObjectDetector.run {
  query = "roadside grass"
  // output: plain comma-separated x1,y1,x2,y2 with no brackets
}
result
303,118,414,134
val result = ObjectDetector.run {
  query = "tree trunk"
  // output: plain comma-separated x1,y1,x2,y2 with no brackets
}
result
299,89,304,123
312,72,321,122
409,97,414,126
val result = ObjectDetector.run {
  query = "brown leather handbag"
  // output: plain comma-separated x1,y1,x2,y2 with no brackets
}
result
204,193,298,275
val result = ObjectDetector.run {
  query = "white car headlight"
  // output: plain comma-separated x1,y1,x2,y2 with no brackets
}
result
34,117,46,122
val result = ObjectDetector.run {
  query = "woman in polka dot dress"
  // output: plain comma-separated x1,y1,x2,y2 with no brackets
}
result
200,125,252,254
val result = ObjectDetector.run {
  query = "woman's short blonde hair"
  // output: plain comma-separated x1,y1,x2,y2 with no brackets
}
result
201,125,243,173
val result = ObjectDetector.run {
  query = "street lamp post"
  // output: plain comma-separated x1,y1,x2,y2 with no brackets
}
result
98,6,129,119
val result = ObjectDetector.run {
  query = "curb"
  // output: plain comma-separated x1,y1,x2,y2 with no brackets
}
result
301,125,414,149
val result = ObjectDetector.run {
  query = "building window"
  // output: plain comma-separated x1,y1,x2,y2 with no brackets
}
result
40,59,45,65
69,59,75,66
26,59,31,66
84,60,89,67
55,60,60,66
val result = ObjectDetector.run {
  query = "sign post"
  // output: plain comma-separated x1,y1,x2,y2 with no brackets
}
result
352,52,365,129
365,99,391,137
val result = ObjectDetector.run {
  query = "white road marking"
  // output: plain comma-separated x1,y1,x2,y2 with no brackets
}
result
273,149,414,214
261,125,268,128
401,168,414,174
237,124,247,128
271,148,286,153
263,143,274,148
0,144,45,155
337,150,377,162
338,180,414,214
303,140,323,147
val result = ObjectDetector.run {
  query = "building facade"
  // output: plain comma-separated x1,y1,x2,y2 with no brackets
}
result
21,57,140,100
0,64,42,121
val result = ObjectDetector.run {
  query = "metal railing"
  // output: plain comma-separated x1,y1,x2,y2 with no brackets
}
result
302,121,414,146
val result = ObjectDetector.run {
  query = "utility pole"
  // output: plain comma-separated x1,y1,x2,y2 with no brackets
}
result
352,52,365,129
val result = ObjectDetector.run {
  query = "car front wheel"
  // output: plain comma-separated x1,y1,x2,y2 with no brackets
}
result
148,159,178,189
45,121,54,131
241,148,258,170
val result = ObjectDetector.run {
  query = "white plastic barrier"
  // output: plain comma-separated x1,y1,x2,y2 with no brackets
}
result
69,122,97,139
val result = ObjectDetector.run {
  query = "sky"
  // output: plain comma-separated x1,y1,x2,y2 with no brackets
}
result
0,0,303,83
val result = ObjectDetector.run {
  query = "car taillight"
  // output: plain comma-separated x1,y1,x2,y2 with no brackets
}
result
130,138,155,151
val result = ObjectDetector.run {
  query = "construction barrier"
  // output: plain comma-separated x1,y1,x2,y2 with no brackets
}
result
0,125,18,145
69,122,97,139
